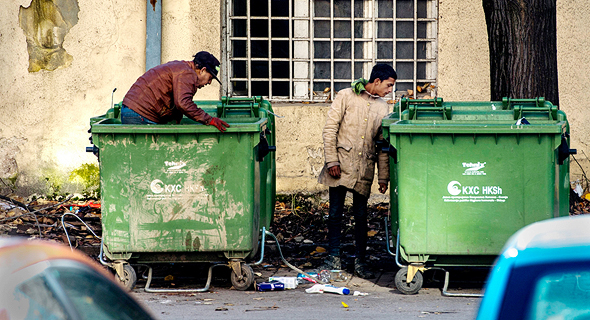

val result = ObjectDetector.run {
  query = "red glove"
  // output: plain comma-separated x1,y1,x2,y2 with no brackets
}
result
209,117,230,132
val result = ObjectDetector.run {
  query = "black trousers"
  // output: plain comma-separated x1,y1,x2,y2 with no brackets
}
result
327,186,368,261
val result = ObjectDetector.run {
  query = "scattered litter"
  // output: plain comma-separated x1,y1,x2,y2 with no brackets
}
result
254,272,263,277
203,299,214,301
245,305,279,312
574,183,584,197
215,307,228,311
203,302,213,305
224,303,234,306
341,301,349,308
353,291,369,296
256,280,285,291
297,272,318,284
305,284,350,295
268,277,298,289
253,297,264,301
160,300,172,304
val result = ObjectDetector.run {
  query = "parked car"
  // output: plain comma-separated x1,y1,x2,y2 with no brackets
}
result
476,214,590,320
0,237,156,320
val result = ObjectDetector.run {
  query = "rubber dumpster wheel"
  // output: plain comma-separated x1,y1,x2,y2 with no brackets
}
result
395,267,423,295
230,264,254,291
117,264,137,291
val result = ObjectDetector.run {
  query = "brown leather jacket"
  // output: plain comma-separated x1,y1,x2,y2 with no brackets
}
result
122,60,213,124
317,88,390,197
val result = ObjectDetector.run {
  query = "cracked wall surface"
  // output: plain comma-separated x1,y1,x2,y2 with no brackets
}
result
19,0,79,72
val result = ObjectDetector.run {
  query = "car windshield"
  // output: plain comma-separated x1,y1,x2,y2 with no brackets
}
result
47,265,153,320
527,271,590,320
15,274,68,320
6,261,153,320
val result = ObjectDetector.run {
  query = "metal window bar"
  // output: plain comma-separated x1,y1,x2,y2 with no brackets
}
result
413,0,418,99
393,0,397,100
268,0,272,98
330,0,334,101
289,0,293,99
247,0,252,97
310,0,315,101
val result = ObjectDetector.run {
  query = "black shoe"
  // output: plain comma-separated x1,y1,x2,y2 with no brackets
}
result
354,258,375,279
318,255,342,271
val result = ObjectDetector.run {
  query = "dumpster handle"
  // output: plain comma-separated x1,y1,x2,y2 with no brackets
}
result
384,217,404,268
251,226,267,265
98,236,111,267
144,264,224,293
429,267,484,298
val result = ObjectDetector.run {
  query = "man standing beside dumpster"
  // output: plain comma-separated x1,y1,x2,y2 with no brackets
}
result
120,51,230,131
318,64,396,279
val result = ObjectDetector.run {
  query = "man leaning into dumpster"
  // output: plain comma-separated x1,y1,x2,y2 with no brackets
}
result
120,51,230,131
318,64,396,279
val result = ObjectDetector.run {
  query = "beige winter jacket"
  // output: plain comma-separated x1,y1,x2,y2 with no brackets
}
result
317,88,390,197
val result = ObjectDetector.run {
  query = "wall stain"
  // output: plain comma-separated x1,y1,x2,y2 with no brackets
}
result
306,146,324,177
19,0,79,72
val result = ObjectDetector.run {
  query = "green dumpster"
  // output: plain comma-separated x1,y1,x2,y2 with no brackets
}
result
382,97,575,294
87,97,276,291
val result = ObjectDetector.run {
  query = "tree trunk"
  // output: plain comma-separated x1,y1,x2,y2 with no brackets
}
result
482,0,559,107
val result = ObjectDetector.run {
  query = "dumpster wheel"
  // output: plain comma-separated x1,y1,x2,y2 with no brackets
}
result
114,263,137,291
395,267,423,295
230,263,254,291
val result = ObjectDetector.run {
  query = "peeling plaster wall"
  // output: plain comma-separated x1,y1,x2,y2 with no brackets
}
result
0,0,221,194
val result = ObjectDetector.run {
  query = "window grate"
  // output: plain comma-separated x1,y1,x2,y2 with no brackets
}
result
224,0,438,102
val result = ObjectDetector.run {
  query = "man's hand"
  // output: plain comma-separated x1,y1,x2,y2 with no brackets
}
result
328,165,341,178
209,117,230,131
379,182,388,194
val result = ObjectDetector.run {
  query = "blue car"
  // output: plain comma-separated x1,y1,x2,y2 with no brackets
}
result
476,214,590,320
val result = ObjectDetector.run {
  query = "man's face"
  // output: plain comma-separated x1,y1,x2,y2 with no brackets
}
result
373,77,396,97
196,68,214,89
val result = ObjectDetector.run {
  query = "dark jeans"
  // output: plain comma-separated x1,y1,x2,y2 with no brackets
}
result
120,105,157,124
327,186,368,261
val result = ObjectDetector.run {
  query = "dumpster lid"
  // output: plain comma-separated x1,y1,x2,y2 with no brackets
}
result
90,117,267,134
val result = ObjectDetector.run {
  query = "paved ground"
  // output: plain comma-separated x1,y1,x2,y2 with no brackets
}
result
131,265,484,320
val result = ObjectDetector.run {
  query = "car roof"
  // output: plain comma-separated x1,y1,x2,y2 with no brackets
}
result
0,237,114,280
501,214,590,267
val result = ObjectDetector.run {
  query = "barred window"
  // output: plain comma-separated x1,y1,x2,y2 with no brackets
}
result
223,0,438,101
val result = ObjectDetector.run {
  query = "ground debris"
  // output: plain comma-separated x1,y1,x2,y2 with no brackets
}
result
0,196,102,249
1,188,588,268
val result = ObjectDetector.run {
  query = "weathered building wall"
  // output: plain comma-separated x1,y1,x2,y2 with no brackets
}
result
0,0,588,197
0,0,221,195
555,1,590,182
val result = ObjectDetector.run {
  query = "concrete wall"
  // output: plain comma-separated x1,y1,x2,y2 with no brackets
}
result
0,0,588,197
0,0,221,195
556,1,590,182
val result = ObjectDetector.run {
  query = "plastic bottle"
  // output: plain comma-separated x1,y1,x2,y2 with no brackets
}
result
304,284,350,295
318,270,349,282
319,270,331,282
256,280,285,291
323,284,350,295
297,272,318,284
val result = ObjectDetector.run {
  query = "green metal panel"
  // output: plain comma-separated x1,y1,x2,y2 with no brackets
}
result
383,98,571,267
89,97,275,261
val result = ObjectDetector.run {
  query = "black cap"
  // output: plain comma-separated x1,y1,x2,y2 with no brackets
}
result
193,51,221,85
